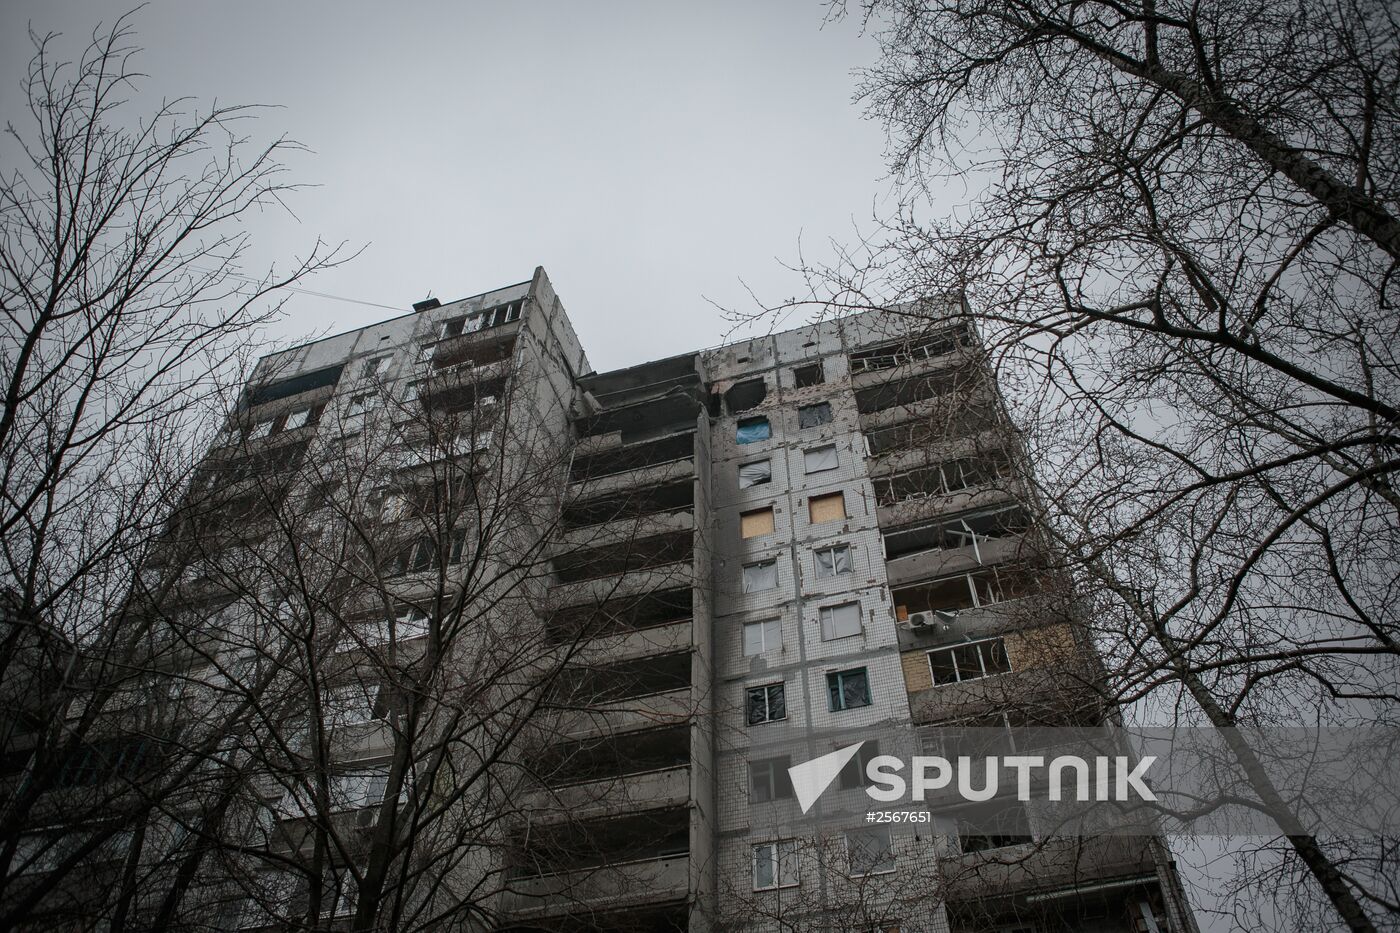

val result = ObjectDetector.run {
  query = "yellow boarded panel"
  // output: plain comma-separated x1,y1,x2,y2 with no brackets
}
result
808,492,845,524
741,508,775,538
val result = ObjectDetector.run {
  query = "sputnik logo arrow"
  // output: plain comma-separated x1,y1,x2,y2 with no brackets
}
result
788,741,865,814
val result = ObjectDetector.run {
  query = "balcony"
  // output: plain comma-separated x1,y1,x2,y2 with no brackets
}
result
546,587,692,644
940,835,1161,906
569,434,696,488
551,531,694,585
502,852,691,917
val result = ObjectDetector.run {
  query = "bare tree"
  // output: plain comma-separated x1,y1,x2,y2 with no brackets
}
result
0,10,349,929
756,1,1400,929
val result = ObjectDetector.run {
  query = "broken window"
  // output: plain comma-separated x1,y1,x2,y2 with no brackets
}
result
361,356,392,379
848,325,971,373
440,317,468,339
803,444,838,473
928,637,1010,685
248,418,275,440
726,378,767,414
793,362,824,388
740,507,775,539
746,682,786,725
814,544,852,578
742,559,778,593
736,416,771,444
750,756,794,803
798,402,832,428
819,602,862,640
738,459,772,489
808,492,845,524
955,798,1032,853
827,668,871,711
743,618,781,656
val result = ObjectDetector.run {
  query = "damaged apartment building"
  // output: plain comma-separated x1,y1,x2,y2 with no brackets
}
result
1,267,1196,933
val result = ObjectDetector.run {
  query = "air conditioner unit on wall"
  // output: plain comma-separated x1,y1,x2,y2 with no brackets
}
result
908,610,960,634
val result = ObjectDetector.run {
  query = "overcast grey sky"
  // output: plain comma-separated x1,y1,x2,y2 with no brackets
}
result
1,1,914,372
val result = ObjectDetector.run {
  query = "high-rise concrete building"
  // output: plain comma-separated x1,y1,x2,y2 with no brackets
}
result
2,267,1195,933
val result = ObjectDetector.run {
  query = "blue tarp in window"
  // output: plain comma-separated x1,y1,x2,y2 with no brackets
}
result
736,417,771,444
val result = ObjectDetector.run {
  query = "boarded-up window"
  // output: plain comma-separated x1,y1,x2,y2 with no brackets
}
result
808,492,845,524
738,459,772,489
741,507,775,538
804,444,838,473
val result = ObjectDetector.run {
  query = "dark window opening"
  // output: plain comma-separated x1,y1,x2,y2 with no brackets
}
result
854,365,984,415
538,725,690,787
243,364,344,407
511,806,689,878
725,379,767,414
955,799,1032,853
547,588,692,642
798,402,833,429
793,362,824,388
554,651,692,706
561,481,694,528
552,531,693,583
569,432,695,481
848,325,971,374
882,506,1030,561
750,756,794,802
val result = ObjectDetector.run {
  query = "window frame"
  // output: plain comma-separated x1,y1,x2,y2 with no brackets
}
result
818,601,862,641
749,756,794,803
813,543,853,578
927,636,1011,686
826,667,872,712
752,839,800,890
845,826,896,876
742,618,781,656
746,682,787,725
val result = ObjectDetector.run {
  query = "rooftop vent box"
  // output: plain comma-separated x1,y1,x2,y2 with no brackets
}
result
413,298,442,313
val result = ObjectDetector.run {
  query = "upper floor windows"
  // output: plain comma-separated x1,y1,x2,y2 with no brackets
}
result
827,668,871,711
848,325,971,374
793,362,824,387
739,459,772,489
808,492,846,524
804,444,838,474
927,637,1010,686
741,507,775,539
737,416,771,444
797,402,832,429
746,682,786,725
246,404,324,441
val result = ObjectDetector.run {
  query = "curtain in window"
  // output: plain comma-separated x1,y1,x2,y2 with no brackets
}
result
804,445,838,473
738,460,772,488
743,561,777,592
